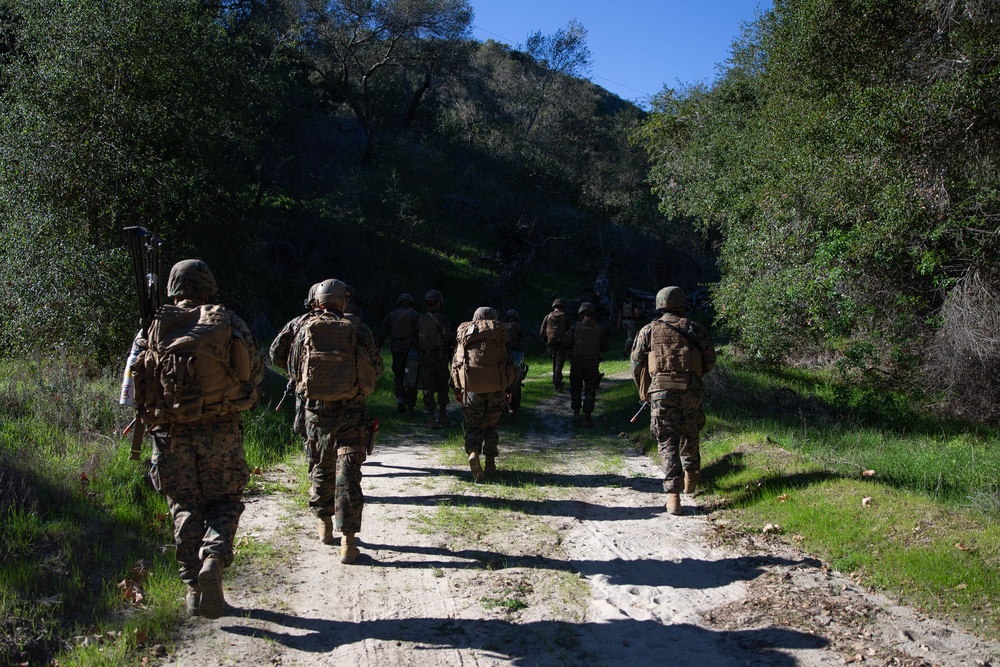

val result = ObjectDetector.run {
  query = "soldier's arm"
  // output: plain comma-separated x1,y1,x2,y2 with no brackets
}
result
695,324,717,374
359,324,385,380
538,315,548,342
233,313,265,385
600,328,610,353
630,326,651,388
268,318,299,371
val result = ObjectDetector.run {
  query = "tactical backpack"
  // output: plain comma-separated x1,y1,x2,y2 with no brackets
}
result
133,303,256,424
389,308,418,341
417,312,447,352
544,311,568,343
453,319,512,393
297,312,377,401
571,321,604,359
647,317,703,391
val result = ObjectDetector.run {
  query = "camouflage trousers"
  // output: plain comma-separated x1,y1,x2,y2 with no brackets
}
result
569,358,601,415
150,417,249,586
461,391,506,457
391,350,417,407
649,389,706,494
305,401,368,535
418,353,451,408
548,343,566,389
622,319,637,356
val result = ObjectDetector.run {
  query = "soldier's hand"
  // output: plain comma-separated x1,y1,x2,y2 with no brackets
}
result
454,390,464,404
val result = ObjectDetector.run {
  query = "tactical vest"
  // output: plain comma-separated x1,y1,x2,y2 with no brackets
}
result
453,319,512,393
297,312,377,401
544,311,568,343
389,307,417,341
571,321,603,359
417,312,447,351
133,303,255,424
647,317,703,392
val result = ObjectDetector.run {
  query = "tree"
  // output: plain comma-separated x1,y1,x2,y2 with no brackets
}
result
301,0,473,163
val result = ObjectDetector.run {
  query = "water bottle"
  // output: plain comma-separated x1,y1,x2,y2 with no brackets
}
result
119,338,141,407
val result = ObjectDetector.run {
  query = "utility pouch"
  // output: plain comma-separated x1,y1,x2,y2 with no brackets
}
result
659,371,690,391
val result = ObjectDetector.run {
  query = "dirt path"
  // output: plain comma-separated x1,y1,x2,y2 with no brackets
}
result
161,382,1000,667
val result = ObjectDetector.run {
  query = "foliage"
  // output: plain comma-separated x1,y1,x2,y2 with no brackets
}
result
635,0,1000,385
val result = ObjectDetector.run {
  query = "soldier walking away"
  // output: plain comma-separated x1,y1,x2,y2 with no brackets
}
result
376,293,420,415
630,286,716,516
270,282,322,468
289,279,384,563
452,307,515,481
417,289,456,429
128,260,263,619
503,309,535,352
563,302,609,428
617,293,643,358
344,284,364,319
539,298,570,391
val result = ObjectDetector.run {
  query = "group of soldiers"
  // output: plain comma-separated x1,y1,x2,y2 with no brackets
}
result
126,258,715,620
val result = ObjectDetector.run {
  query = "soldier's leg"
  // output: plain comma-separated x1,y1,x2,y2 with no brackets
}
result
151,429,204,586
435,364,451,426
582,365,599,416
197,420,250,566
391,351,407,408
651,395,685,494
306,416,338,518
554,346,566,389
334,433,366,535
569,365,584,418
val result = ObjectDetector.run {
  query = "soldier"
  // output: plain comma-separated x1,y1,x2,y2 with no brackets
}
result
563,302,609,428
452,307,515,481
539,298,570,391
289,279,384,563
630,286,716,516
416,289,456,429
131,259,263,619
617,293,643,358
376,293,420,415
503,309,534,353
270,282,321,467
344,284,364,319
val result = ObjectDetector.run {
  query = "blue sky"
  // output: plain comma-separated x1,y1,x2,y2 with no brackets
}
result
469,0,773,107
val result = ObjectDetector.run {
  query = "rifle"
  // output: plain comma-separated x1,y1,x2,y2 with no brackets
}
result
629,401,649,423
274,380,294,411
119,226,163,461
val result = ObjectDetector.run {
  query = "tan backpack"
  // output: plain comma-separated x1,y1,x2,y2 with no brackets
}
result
453,319,512,393
647,317,703,391
133,303,256,424
417,312,447,351
571,321,604,359
297,312,377,401
544,311,568,343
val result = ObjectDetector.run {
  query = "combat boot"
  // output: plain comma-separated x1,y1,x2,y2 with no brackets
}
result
684,471,701,495
438,405,450,427
340,533,360,564
426,408,436,429
485,456,496,476
318,516,335,545
197,555,226,619
582,413,594,428
665,493,682,516
185,585,201,617
468,451,484,482
572,410,581,424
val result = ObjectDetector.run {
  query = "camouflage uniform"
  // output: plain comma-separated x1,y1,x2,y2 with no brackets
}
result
563,307,609,420
137,260,263,611
619,298,642,357
290,305,384,536
376,295,420,412
630,299,716,496
539,304,570,390
459,391,508,457
418,306,455,413
270,309,317,467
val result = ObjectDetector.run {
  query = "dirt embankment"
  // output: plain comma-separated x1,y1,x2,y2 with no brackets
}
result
161,388,1000,667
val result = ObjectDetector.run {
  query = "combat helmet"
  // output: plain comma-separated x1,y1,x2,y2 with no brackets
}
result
473,306,498,321
552,298,565,310
656,286,686,313
167,259,217,299
397,293,414,307
578,302,596,317
425,289,444,305
315,279,348,307
504,309,520,321
304,282,322,309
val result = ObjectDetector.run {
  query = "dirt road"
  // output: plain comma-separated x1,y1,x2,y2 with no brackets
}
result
162,387,1000,667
